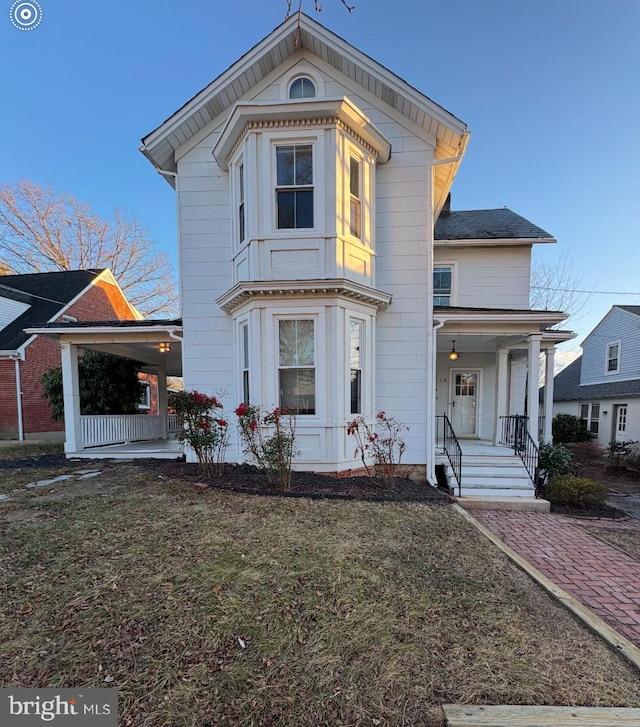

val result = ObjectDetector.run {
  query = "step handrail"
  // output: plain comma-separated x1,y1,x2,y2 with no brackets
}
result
436,413,462,497
499,415,539,493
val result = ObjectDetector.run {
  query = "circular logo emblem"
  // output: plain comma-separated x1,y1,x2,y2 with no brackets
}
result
9,1,43,31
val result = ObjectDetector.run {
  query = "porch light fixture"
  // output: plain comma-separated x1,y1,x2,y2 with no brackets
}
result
449,340,459,361
158,342,171,353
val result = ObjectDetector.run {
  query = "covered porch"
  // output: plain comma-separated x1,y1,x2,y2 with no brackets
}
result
25,319,184,459
433,307,574,499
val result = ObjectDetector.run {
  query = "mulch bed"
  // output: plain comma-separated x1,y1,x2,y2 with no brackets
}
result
136,459,450,504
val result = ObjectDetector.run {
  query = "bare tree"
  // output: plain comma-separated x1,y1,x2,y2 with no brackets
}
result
285,0,354,19
530,252,590,327
0,180,177,316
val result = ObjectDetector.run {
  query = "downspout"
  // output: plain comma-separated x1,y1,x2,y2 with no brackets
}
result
424,162,436,485
13,356,24,441
430,319,446,483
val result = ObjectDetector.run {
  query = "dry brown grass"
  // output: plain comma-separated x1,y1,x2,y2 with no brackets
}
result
1,461,639,726
0,440,64,459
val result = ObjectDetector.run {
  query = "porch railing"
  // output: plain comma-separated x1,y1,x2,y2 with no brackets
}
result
82,414,175,448
499,415,540,492
436,413,462,497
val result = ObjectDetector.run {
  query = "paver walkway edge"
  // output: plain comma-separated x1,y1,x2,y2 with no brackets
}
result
453,504,640,671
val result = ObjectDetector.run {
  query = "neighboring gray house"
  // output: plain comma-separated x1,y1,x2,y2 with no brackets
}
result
553,305,640,446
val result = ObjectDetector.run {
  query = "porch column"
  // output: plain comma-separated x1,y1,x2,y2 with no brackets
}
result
157,364,168,439
494,348,509,445
527,334,542,442
61,342,83,454
543,347,555,443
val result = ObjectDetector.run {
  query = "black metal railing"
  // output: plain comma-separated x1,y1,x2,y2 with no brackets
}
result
499,415,539,493
436,413,462,497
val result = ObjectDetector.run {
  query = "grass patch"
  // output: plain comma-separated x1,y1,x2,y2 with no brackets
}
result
580,526,640,562
1,464,639,726
0,440,64,459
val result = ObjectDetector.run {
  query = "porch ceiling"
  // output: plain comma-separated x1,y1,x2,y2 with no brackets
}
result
24,321,183,377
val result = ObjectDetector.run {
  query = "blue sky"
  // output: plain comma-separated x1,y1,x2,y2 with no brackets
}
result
2,0,639,363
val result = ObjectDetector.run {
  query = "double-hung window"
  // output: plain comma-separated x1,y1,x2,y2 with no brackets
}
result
279,319,315,414
276,145,313,229
579,403,600,435
349,320,362,414
606,342,620,374
349,156,361,238
241,323,250,405
238,162,245,244
434,265,452,306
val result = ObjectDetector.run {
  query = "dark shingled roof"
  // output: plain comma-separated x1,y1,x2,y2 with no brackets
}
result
553,355,640,401
435,209,553,241
617,305,640,317
0,269,104,351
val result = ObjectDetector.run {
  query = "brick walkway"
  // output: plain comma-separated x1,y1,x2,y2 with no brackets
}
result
471,510,640,647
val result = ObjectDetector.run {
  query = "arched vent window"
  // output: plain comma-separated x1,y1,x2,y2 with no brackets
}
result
289,77,316,99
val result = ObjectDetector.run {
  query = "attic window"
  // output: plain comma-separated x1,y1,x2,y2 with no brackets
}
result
289,77,316,99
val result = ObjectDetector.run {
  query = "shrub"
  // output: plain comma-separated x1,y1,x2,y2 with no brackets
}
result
552,413,591,443
169,390,229,475
235,403,298,490
538,442,574,480
546,474,608,509
347,411,408,488
607,440,639,467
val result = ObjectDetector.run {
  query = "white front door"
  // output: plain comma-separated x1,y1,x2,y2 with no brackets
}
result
451,371,479,436
613,404,628,442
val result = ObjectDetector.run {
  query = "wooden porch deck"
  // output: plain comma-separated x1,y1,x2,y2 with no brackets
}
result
69,438,183,460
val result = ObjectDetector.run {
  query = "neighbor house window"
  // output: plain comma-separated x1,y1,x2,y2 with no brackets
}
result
289,77,316,99
241,323,250,405
350,320,362,414
579,403,600,435
238,162,245,244
276,145,313,229
606,342,620,373
349,156,361,238
138,382,151,410
434,266,452,306
279,319,315,414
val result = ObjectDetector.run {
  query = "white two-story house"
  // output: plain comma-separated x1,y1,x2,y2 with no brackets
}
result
34,14,573,499
553,305,640,447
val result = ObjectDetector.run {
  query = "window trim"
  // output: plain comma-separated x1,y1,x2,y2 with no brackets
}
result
241,321,250,406
288,76,316,99
348,155,362,239
349,318,364,415
274,141,316,232
605,340,621,375
278,317,317,416
433,262,456,306
579,402,600,435
138,381,151,410
280,68,324,99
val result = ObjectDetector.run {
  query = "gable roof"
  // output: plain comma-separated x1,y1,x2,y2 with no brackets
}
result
582,304,640,348
0,269,105,352
140,13,468,183
435,208,555,242
553,355,640,401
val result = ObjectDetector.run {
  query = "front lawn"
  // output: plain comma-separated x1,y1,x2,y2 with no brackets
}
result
1,461,639,726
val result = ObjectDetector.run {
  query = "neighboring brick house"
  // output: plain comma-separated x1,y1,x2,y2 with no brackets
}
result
0,269,143,439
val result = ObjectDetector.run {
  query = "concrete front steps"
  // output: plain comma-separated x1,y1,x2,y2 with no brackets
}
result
439,454,534,497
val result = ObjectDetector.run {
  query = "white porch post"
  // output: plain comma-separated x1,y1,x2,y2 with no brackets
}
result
61,342,83,454
527,334,542,441
494,348,509,445
543,347,555,443
157,364,168,439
